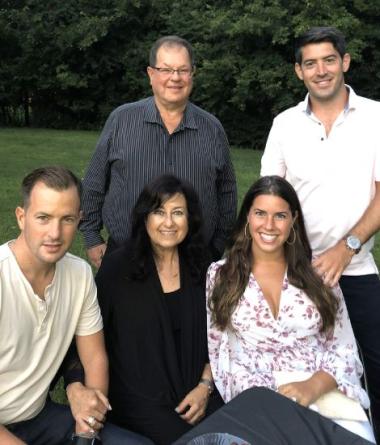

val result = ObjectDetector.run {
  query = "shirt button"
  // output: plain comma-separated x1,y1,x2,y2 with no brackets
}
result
321,137,324,141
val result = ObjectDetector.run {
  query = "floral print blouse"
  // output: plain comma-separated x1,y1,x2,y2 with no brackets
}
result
206,260,370,408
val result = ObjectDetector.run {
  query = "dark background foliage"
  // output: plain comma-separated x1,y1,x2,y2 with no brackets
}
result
1,0,379,147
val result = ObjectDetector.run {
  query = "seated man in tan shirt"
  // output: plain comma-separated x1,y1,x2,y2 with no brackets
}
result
0,166,152,445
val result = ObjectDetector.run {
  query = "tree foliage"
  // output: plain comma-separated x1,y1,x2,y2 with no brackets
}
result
1,0,379,147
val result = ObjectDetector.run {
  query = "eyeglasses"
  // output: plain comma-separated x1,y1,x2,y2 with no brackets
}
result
150,66,194,78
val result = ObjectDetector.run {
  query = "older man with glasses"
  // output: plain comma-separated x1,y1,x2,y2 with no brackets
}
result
80,35,237,268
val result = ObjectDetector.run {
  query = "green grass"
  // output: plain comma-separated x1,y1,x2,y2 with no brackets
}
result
0,128,98,257
0,127,378,267
0,128,262,253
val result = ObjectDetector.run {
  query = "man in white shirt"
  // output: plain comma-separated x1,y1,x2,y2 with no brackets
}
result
0,166,152,444
261,26,380,441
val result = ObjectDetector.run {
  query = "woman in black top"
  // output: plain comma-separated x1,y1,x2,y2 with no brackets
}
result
96,175,222,445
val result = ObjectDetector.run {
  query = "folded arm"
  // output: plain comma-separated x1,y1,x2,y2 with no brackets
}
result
278,370,337,407
278,286,369,407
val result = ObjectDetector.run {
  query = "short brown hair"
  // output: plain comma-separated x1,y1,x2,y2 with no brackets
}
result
295,26,346,64
21,166,82,208
149,35,195,67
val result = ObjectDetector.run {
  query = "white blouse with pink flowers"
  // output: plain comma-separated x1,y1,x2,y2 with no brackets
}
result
206,260,370,408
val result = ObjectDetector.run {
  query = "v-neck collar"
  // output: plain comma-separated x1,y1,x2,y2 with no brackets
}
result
249,270,289,321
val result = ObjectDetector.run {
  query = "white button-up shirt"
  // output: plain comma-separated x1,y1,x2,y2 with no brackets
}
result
261,86,380,275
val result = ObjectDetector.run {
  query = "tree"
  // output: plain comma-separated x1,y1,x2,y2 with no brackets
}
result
1,0,379,147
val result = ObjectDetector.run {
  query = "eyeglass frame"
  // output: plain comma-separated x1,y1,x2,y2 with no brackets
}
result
149,66,195,77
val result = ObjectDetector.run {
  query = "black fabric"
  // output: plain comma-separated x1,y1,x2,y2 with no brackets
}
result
104,237,119,255
96,245,221,445
165,288,182,369
339,274,380,443
6,399,74,445
71,435,101,445
174,387,373,445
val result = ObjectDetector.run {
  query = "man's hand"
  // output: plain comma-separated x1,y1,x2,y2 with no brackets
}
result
86,244,107,269
66,382,111,434
312,241,354,287
175,384,210,425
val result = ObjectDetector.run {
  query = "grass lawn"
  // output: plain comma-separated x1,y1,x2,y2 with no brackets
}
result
1,127,378,265
0,128,99,258
0,127,262,255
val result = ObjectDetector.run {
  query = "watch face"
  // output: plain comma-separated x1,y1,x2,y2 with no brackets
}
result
347,235,361,250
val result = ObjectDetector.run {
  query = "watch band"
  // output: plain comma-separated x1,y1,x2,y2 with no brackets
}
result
71,434,101,444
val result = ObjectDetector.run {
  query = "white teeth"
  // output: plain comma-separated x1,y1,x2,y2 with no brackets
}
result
260,234,276,242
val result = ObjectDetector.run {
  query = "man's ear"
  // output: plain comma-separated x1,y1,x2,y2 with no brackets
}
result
147,66,154,84
79,210,83,221
342,53,351,73
15,206,25,231
295,63,304,81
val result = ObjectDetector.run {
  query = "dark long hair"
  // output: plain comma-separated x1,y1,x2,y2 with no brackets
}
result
209,175,338,332
127,174,208,282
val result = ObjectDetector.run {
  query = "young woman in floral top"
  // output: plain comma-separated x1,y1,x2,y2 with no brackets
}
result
207,175,373,441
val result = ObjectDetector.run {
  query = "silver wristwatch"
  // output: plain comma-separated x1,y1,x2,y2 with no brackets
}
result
344,234,362,254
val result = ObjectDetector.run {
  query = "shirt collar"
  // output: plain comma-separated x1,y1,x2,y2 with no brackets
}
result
301,84,358,116
143,96,198,130
143,96,161,123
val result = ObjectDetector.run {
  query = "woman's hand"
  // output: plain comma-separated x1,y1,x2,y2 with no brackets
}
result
277,371,337,407
175,384,210,425
278,380,319,407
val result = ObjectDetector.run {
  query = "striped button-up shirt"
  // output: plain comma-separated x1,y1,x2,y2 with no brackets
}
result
80,96,237,256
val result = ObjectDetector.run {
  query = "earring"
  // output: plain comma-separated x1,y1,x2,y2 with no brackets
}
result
286,225,297,245
244,222,251,239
